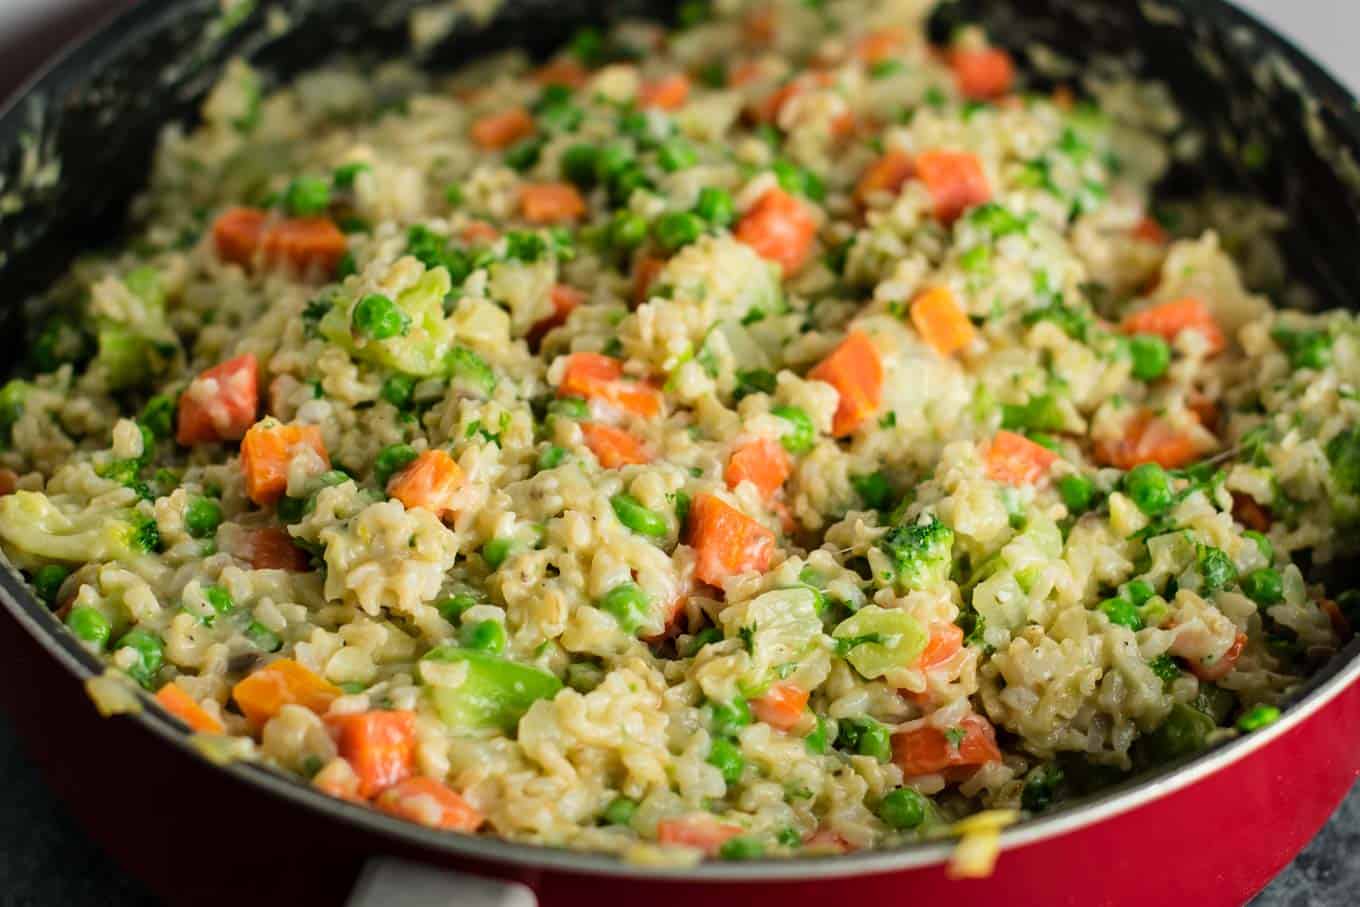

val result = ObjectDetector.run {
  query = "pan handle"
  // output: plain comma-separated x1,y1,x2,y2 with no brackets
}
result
346,856,538,907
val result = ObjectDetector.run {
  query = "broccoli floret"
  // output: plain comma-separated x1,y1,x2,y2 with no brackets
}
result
31,316,92,373
1196,544,1236,594
1326,427,1360,495
444,346,497,397
93,267,178,390
879,514,955,592
0,491,160,566
0,379,31,447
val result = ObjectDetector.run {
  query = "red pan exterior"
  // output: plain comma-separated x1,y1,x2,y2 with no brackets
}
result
2,606,1358,907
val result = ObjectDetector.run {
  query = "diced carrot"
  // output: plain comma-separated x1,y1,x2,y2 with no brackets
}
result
750,682,808,731
580,422,651,468
1189,632,1247,683
212,207,347,277
918,623,964,671
727,60,763,88
948,47,1015,100
519,182,587,224
387,449,465,518
854,149,914,205
632,253,666,305
1187,393,1219,432
854,27,907,64
1232,493,1271,533
725,438,792,501
529,284,586,348
460,220,501,245
749,70,836,126
735,187,818,277
0,468,17,497
240,419,329,506
558,352,664,418
533,58,589,89
892,713,1002,777
328,710,417,799
1133,216,1168,245
686,493,776,588
1120,297,1226,355
376,776,485,833
807,330,884,437
155,682,225,735
741,5,775,47
471,107,535,150
231,658,341,728
657,814,744,856
915,149,991,224
1320,599,1352,639
985,430,1058,486
1091,408,1202,471
241,526,311,571
640,73,691,110
176,353,260,445
910,286,977,357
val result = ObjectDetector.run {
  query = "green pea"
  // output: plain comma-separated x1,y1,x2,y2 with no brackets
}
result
602,796,638,826
1099,597,1144,631
374,444,418,487
707,737,745,784
609,210,648,251
1057,474,1095,513
1241,568,1283,605
283,176,331,216
203,585,235,619
352,294,411,341
503,137,544,172
673,490,691,527
805,715,831,754
1124,463,1174,516
610,493,668,537
694,186,735,227
548,397,591,421
66,606,110,649
598,582,651,634
536,444,567,471
771,405,815,455
775,826,802,848
482,537,515,570
332,162,371,189
1243,530,1273,564
593,143,635,184
184,496,223,539
436,594,478,624
380,373,417,409
562,143,600,186
657,138,698,172
32,564,70,608
718,836,764,861
444,183,463,207
710,697,752,737
1129,334,1171,381
140,395,175,440
840,717,891,762
653,211,706,252
878,788,929,830
1122,579,1156,607
116,628,164,688
681,626,722,657
460,619,508,654
1236,703,1280,732
851,472,892,510
566,660,605,693
245,621,282,653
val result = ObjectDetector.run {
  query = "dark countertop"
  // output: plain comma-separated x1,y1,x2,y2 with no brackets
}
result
0,709,1354,907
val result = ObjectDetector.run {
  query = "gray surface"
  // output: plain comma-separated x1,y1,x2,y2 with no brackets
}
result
0,1,1357,905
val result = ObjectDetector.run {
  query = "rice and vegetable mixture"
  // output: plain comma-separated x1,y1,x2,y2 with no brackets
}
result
2,0,1357,865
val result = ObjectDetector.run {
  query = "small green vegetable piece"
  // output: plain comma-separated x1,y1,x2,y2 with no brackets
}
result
548,397,591,422
657,138,698,172
1148,653,1180,685
878,787,929,830
851,472,893,511
374,444,418,488
805,715,830,754
1021,764,1064,812
460,619,508,654
710,697,752,738
771,405,815,455
380,373,417,410
1236,704,1281,733
245,621,282,653
283,176,331,216
708,737,745,784
536,444,567,471
1243,530,1273,565
66,606,111,649
718,836,764,861
1197,545,1237,594
603,797,638,826
1271,326,1332,371
695,186,735,227
598,582,651,635
1099,596,1144,631
482,537,515,570
1146,702,1215,760
1129,334,1171,381
422,646,563,732
140,395,175,440
1058,474,1095,513
879,515,954,592
653,211,706,252
1124,463,1174,516
32,564,70,608
1325,427,1360,495
840,717,892,762
351,293,411,341
682,626,722,657
435,594,478,624
1241,568,1283,605
609,211,648,251
445,346,497,396
332,162,371,189
116,628,164,688
562,143,600,186
611,493,669,537
184,497,223,539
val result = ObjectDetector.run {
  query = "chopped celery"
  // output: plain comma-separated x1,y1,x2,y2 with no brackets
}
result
832,605,927,679
421,646,563,732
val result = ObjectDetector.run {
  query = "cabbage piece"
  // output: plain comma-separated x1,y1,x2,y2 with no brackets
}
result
719,587,822,689
0,491,158,567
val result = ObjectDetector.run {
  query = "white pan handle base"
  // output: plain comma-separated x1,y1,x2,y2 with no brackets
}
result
346,857,538,907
